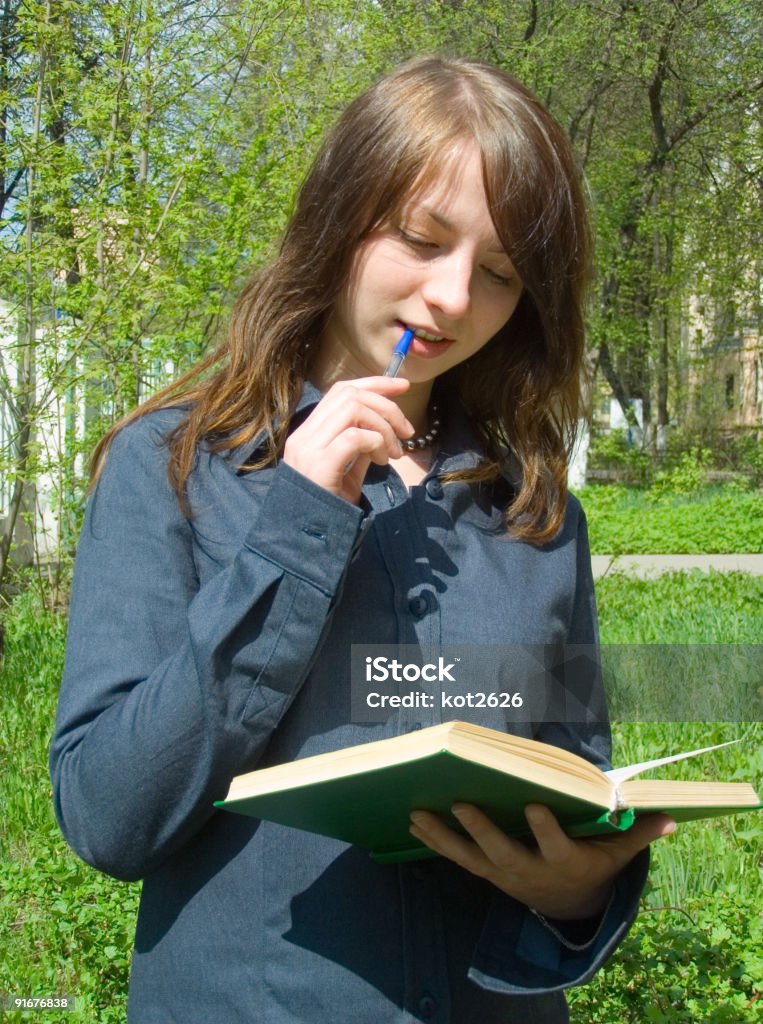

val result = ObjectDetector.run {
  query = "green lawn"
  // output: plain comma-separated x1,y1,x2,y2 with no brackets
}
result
578,484,763,554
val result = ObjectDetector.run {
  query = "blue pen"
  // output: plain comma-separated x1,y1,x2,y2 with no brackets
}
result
383,328,415,377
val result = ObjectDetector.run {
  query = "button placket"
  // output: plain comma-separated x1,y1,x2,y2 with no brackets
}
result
399,864,450,1024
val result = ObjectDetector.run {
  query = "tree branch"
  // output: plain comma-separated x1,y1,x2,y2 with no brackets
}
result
523,0,538,43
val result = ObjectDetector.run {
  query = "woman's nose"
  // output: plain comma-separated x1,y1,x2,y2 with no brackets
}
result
420,251,472,319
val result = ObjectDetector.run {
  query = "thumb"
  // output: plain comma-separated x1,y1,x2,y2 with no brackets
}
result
621,813,677,853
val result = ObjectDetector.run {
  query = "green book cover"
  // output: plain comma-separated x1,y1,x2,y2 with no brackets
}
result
217,749,630,862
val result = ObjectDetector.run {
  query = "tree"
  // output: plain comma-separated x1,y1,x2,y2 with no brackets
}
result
0,0,323,593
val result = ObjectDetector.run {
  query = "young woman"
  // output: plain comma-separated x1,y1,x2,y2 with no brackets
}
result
50,56,674,1023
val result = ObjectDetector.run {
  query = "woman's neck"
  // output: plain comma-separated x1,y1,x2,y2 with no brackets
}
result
393,446,437,489
393,380,434,438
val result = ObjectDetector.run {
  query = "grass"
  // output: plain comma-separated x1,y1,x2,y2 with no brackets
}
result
596,570,763,644
581,562,763,1022
1,529,762,1021
0,591,138,1023
569,719,763,1022
579,483,763,554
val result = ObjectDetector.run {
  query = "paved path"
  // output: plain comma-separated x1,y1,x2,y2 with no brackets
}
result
591,554,763,578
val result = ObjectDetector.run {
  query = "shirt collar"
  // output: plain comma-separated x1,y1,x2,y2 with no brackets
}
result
224,380,323,471
435,390,522,492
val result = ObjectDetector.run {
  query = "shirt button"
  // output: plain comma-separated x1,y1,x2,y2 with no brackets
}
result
418,993,437,1018
425,477,444,500
408,594,429,618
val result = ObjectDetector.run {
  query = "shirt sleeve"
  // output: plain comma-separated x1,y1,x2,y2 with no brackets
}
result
468,497,648,993
50,414,366,882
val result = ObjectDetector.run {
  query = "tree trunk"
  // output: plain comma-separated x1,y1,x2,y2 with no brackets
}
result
0,0,48,588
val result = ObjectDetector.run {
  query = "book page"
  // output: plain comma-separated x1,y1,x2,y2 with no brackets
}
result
605,739,741,786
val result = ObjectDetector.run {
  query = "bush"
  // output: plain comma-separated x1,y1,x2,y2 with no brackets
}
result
665,428,763,488
588,429,653,485
569,892,763,1023
649,449,712,499
589,425,763,490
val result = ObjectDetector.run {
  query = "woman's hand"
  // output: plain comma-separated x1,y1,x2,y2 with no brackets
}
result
283,376,414,504
409,803,676,921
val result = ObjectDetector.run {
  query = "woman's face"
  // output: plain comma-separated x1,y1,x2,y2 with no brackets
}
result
315,143,524,391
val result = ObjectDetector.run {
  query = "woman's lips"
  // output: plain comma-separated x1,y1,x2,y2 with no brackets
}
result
397,321,454,358
408,333,453,358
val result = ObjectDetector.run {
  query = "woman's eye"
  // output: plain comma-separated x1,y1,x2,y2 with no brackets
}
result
398,228,437,250
484,266,512,286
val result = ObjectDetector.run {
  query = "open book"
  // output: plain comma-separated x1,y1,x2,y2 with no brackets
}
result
215,721,761,862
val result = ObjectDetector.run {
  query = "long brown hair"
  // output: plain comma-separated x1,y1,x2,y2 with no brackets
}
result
92,56,591,543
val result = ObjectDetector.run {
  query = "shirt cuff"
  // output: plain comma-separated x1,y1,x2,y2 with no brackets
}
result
244,461,366,597
468,848,649,995
528,887,615,951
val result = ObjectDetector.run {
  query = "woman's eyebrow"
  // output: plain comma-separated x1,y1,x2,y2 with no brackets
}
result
413,203,508,255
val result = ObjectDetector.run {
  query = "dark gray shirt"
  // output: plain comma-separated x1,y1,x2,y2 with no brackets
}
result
50,386,646,1023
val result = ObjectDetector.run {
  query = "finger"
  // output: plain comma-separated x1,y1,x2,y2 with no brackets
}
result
448,803,536,875
330,374,411,395
409,810,494,877
285,404,405,488
527,804,676,867
328,426,399,470
523,804,577,864
305,389,413,456
575,812,677,885
611,813,677,855
590,813,677,871
312,380,414,439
